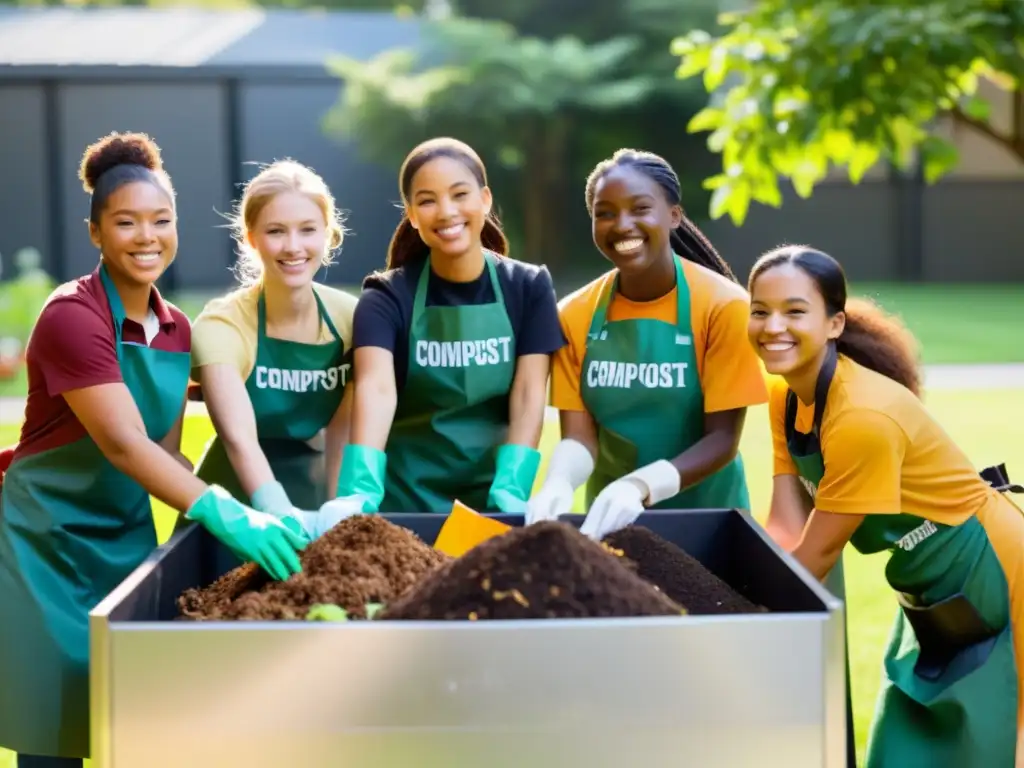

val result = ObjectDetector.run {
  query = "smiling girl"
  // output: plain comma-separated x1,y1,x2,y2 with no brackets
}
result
188,160,357,538
320,137,564,516
528,149,767,540
750,244,1024,767
0,133,305,768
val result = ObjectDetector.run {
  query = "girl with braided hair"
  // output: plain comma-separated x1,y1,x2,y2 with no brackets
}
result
529,148,767,539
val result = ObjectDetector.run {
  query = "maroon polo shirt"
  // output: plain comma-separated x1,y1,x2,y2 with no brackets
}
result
5,266,191,470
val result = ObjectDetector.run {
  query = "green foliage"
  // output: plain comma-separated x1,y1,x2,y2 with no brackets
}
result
671,0,1024,224
323,16,655,167
0,249,55,347
305,602,385,621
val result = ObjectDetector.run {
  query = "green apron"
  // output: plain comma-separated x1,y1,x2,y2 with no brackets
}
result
783,346,856,767
787,346,1018,768
580,256,750,510
382,252,516,513
0,264,189,757
193,289,347,512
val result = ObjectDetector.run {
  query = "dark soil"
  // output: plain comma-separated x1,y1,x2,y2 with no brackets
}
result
603,526,765,614
177,515,449,621
380,521,683,621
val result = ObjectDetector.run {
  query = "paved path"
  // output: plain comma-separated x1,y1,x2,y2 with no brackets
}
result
1,363,1022,426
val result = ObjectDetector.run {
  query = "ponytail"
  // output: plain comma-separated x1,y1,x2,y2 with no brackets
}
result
385,211,510,271
670,217,737,283
835,298,922,397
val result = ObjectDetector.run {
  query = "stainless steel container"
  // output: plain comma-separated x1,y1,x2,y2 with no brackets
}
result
90,510,848,768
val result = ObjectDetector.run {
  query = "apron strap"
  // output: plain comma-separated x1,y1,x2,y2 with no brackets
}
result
312,287,343,343
784,342,838,447
258,288,340,343
412,250,506,319
587,253,688,340
99,262,129,364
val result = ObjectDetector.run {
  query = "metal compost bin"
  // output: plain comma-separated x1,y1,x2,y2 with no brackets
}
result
90,509,847,768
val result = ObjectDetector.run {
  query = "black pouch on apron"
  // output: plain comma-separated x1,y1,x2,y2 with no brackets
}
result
896,591,1002,682
979,462,1024,494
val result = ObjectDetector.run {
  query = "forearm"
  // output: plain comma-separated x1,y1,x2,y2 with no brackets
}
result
350,381,396,450
506,381,546,448
668,428,740,489
324,385,354,495
106,432,208,513
220,436,276,500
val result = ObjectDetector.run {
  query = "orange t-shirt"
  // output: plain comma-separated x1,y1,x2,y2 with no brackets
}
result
551,258,769,414
769,355,999,525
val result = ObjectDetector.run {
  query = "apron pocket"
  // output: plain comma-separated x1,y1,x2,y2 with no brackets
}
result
896,591,1002,683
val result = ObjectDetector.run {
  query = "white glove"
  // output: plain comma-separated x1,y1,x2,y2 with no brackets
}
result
579,460,680,541
290,496,367,540
525,439,595,525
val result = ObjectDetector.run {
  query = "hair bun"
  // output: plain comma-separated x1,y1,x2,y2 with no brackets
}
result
79,132,164,193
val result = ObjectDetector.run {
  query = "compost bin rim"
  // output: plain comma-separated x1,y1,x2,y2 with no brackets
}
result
107,612,836,630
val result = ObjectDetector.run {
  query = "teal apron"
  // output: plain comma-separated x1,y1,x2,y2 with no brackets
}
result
0,264,190,757
580,256,750,510
787,345,1018,767
382,252,516,513
192,289,347,512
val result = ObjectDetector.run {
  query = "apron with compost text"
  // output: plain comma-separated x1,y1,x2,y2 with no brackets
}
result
580,256,750,510
194,288,347,511
0,264,189,757
382,252,516,512
786,346,1018,768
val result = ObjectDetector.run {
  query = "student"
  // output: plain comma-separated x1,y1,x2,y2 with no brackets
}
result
0,133,305,768
750,244,1024,768
528,149,768,540
188,160,357,538
322,137,564,515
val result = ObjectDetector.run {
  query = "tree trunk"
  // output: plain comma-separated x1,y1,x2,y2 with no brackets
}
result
520,115,571,274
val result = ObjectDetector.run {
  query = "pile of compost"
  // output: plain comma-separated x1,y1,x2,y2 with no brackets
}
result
177,515,448,621
603,526,764,614
380,521,683,620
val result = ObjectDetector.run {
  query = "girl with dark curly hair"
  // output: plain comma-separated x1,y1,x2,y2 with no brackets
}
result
750,244,1024,768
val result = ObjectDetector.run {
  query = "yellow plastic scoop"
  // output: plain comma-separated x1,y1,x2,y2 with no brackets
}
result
433,500,511,558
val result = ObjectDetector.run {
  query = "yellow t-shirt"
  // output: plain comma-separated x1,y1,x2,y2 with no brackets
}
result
769,355,999,525
190,283,358,380
551,257,769,414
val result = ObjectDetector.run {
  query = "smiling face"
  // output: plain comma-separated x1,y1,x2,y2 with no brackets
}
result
590,165,681,275
406,155,492,261
89,180,177,287
247,191,327,289
748,262,845,377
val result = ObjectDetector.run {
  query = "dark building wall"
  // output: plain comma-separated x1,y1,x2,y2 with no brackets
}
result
0,86,51,276
55,82,232,287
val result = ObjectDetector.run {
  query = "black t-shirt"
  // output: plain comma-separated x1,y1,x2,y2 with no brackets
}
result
353,255,566,391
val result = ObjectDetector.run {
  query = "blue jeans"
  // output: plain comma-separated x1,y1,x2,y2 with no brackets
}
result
17,756,83,768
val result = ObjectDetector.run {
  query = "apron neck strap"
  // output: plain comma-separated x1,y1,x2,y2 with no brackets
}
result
588,254,688,336
258,286,340,342
785,342,838,437
413,250,504,316
99,263,132,359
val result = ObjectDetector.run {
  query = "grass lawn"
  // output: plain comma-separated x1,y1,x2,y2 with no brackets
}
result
0,281,1022,400
0,386,1021,767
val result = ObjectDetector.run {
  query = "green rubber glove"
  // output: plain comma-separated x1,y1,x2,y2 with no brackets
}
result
251,480,310,541
186,485,307,581
335,444,387,511
487,443,542,513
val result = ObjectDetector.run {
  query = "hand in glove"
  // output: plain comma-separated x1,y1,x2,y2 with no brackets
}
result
486,443,542,513
579,460,680,541
310,495,369,538
186,485,307,581
525,439,594,525
250,480,313,542
335,444,387,510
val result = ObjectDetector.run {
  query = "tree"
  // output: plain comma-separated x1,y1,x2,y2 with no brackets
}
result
322,16,655,269
671,0,1024,225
